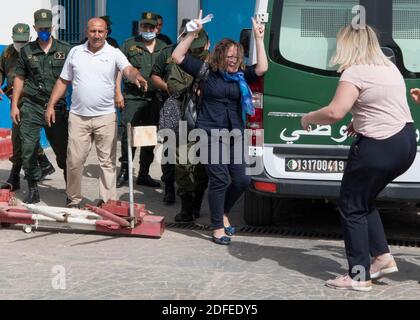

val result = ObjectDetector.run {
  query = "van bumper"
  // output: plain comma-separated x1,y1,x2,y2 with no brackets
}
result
250,172,420,202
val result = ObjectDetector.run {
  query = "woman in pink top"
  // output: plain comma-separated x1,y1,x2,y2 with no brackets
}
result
301,25,416,292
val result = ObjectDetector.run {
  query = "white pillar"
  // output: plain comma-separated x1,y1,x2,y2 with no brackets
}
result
95,0,107,17
177,0,200,33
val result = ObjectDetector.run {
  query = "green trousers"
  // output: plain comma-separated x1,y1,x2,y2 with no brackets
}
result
20,100,68,181
10,122,45,167
175,142,208,196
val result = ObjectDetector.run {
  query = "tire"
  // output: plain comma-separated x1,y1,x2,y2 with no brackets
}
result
244,189,273,226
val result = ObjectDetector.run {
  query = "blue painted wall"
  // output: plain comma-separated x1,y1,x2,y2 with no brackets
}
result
107,0,178,46
0,45,10,129
202,0,254,47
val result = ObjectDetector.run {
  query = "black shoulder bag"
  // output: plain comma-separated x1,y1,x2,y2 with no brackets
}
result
182,62,210,131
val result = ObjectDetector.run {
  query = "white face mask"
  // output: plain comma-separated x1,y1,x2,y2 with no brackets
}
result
13,42,27,53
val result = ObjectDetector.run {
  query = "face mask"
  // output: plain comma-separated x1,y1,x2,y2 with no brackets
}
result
13,42,27,53
141,31,156,41
38,30,51,42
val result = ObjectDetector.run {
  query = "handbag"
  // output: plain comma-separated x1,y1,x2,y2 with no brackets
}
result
182,62,210,131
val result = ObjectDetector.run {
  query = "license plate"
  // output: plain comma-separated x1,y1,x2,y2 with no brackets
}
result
285,158,346,173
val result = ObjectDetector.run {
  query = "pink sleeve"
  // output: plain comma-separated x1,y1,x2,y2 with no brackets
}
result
339,67,363,90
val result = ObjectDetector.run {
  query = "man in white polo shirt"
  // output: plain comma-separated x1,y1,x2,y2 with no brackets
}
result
45,17,148,208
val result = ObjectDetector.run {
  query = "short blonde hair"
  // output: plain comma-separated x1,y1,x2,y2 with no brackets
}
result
330,25,391,73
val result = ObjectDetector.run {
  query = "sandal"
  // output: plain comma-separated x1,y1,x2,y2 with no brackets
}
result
224,226,236,236
212,235,231,245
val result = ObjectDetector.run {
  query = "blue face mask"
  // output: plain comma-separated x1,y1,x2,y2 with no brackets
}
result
141,31,156,41
38,30,51,42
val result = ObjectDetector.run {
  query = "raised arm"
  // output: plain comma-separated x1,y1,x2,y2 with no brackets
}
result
172,11,203,64
252,17,268,76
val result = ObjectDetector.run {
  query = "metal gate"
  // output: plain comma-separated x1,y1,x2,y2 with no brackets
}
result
57,0,96,44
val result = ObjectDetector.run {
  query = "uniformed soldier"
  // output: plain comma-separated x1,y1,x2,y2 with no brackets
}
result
150,18,189,205
166,29,210,222
156,14,172,45
0,23,56,191
116,12,167,188
11,9,71,203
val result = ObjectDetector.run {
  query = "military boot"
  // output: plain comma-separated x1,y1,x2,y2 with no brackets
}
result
0,165,21,191
163,182,176,205
23,180,40,204
136,174,161,188
174,192,194,223
38,154,56,180
116,166,129,188
192,190,206,219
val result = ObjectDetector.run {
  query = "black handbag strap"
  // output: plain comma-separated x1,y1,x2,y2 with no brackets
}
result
192,62,209,91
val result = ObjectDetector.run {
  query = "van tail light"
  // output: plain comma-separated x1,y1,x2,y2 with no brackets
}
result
247,77,264,147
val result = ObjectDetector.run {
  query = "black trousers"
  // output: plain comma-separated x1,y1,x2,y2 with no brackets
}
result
205,137,251,230
119,98,160,176
338,123,416,280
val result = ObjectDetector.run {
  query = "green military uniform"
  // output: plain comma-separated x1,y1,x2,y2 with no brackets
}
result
15,10,71,183
160,29,210,221
0,43,45,167
118,12,167,180
167,64,208,196
149,43,178,200
151,44,176,84
0,23,55,191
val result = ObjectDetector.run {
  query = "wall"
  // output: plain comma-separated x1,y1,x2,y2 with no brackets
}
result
177,0,199,31
107,0,178,46
201,0,255,47
0,0,53,45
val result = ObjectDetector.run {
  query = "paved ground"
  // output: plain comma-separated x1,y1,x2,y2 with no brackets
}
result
1,145,420,300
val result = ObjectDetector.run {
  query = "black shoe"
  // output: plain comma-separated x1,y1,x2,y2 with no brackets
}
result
96,199,105,207
23,180,40,204
212,235,231,245
1,165,21,191
174,193,194,222
163,183,176,205
0,180,20,191
39,163,56,181
174,212,195,223
66,197,80,209
136,175,161,188
116,168,128,188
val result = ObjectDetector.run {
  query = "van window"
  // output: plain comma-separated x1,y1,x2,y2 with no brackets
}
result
278,0,358,71
392,0,420,73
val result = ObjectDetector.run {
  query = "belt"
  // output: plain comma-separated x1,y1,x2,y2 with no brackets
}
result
23,94,66,111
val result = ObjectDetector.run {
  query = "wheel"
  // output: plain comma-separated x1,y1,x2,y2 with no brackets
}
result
244,189,273,226
23,225,33,233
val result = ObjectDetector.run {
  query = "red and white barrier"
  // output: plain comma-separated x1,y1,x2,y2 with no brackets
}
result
0,190,165,238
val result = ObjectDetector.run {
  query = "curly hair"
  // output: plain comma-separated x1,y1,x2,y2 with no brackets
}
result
209,38,245,72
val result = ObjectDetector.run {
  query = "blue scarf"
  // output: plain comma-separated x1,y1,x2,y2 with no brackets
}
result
221,71,254,123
